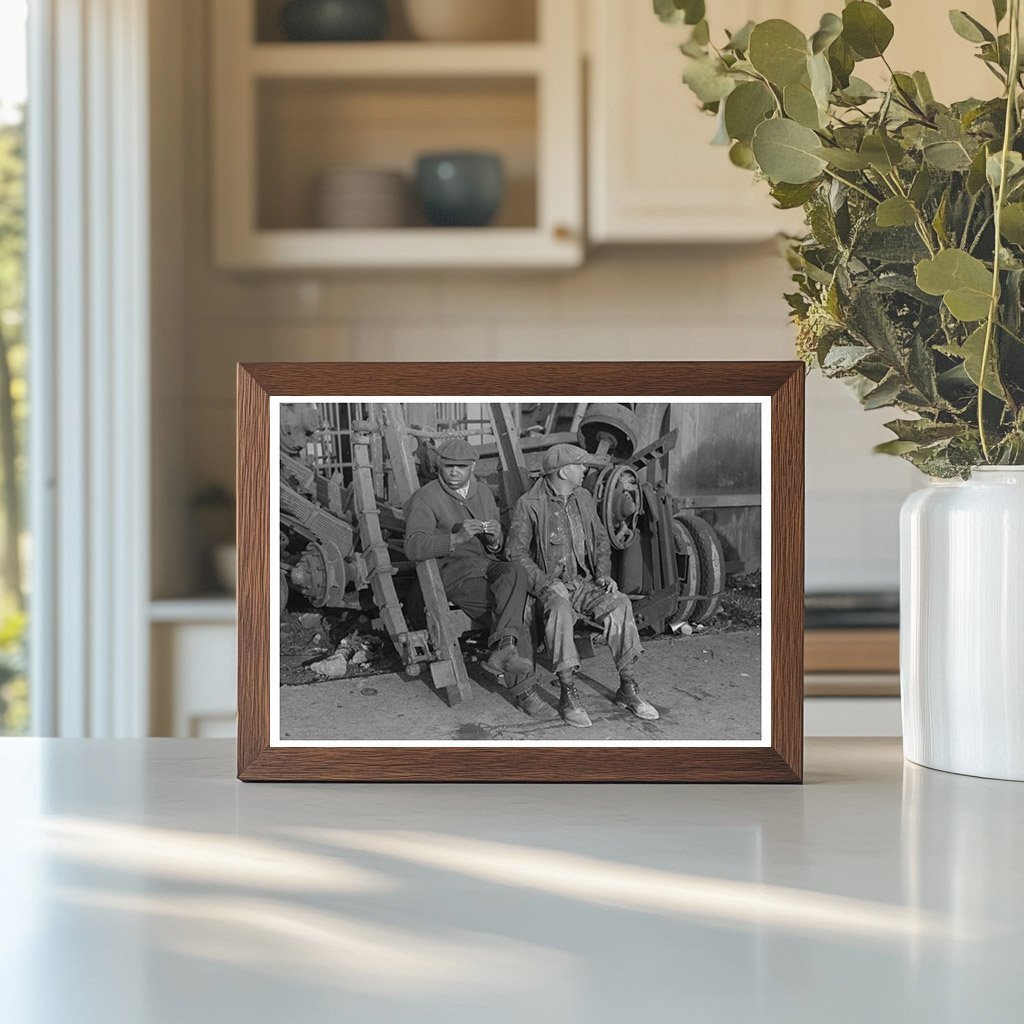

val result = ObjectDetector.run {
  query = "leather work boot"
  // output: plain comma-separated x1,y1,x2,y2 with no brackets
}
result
514,685,548,719
483,635,534,681
558,671,592,728
614,671,659,720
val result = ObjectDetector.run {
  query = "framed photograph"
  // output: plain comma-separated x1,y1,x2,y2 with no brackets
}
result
237,362,803,782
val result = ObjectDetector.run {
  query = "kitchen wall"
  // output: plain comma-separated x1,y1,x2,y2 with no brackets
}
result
152,0,920,599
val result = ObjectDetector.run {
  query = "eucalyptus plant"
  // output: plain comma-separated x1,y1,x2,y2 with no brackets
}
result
657,0,1024,475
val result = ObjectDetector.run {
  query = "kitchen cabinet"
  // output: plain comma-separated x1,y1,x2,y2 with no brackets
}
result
211,0,583,269
150,601,237,738
587,0,811,243
586,0,999,244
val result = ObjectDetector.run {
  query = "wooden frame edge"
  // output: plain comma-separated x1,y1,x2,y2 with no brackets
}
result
237,364,271,779
236,362,805,783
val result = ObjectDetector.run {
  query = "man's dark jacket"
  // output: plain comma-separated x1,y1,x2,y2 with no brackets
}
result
508,479,611,596
403,477,502,589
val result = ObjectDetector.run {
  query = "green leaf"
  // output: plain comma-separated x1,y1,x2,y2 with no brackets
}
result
1000,203,1024,244
784,80,825,129
874,439,922,455
909,164,933,205
814,146,872,170
948,10,994,44
922,140,973,171
729,140,757,169
862,374,903,409
653,0,705,26
993,0,1008,24
748,20,809,87
932,190,950,247
808,51,833,109
940,325,1006,398
827,36,856,89
770,180,820,209
682,57,736,104
724,20,755,53
691,19,710,45
913,71,935,104
842,1,895,59
860,133,904,173
884,418,963,443
836,76,879,105
723,81,775,144
751,118,828,184
915,249,994,322
876,197,918,228
810,12,843,54
967,144,991,194
986,150,1024,191
711,109,731,145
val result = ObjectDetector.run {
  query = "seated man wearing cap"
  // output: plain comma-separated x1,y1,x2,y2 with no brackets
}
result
404,437,546,717
508,443,658,728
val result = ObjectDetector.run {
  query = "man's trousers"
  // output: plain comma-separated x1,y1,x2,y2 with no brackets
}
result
443,559,532,651
541,576,642,674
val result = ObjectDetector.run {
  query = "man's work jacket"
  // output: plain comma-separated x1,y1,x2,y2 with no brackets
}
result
508,478,611,597
403,477,502,590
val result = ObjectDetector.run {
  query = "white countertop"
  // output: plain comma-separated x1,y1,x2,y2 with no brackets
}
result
1,738,1021,1023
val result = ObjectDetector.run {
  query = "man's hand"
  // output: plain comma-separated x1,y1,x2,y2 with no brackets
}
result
452,519,488,545
596,575,618,594
544,580,571,602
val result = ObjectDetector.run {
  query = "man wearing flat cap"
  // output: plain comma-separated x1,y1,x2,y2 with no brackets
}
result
404,437,546,716
508,443,658,728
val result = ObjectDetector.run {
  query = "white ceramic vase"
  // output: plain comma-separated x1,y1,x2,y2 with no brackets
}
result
900,467,1024,781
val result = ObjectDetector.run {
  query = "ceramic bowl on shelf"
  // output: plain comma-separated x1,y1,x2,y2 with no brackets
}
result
280,0,388,42
414,152,504,227
315,167,408,229
403,0,534,42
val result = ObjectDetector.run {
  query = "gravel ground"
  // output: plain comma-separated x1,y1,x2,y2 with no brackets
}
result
279,626,763,743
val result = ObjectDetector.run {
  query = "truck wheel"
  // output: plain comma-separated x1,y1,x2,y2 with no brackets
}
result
677,513,725,625
672,519,701,623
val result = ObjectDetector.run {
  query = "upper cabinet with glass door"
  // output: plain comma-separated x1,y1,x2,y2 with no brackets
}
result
212,0,583,268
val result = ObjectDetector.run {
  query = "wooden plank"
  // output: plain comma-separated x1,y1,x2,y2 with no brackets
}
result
804,629,899,674
350,433,412,655
488,402,532,509
378,402,472,703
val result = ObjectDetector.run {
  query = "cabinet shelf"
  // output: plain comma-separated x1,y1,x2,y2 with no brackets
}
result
217,226,579,270
249,42,544,78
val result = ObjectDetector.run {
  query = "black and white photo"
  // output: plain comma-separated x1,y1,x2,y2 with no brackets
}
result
271,396,769,747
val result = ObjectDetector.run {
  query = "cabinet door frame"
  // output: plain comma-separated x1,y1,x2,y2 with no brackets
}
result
211,0,584,269
587,0,804,243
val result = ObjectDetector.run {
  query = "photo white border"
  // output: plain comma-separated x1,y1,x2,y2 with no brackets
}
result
269,395,772,748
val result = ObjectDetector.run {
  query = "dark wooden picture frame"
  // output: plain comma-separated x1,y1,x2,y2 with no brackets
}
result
237,362,804,782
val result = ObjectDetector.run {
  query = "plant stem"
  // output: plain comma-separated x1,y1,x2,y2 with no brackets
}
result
979,0,1021,462
884,170,938,255
822,167,880,205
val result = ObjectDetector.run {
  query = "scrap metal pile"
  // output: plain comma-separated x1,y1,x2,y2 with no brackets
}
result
279,402,727,704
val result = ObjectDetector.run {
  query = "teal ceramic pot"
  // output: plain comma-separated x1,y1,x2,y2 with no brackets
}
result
415,152,505,227
281,0,388,41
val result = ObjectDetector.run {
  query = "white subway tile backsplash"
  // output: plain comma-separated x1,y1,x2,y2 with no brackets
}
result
326,275,445,320
441,272,562,320
558,251,726,320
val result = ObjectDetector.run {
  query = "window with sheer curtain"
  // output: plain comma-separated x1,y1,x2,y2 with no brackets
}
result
0,0,28,735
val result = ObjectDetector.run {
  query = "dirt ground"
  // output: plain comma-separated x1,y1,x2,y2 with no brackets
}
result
279,626,763,743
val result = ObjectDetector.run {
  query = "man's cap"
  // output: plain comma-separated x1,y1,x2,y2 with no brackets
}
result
542,443,602,474
436,437,478,465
